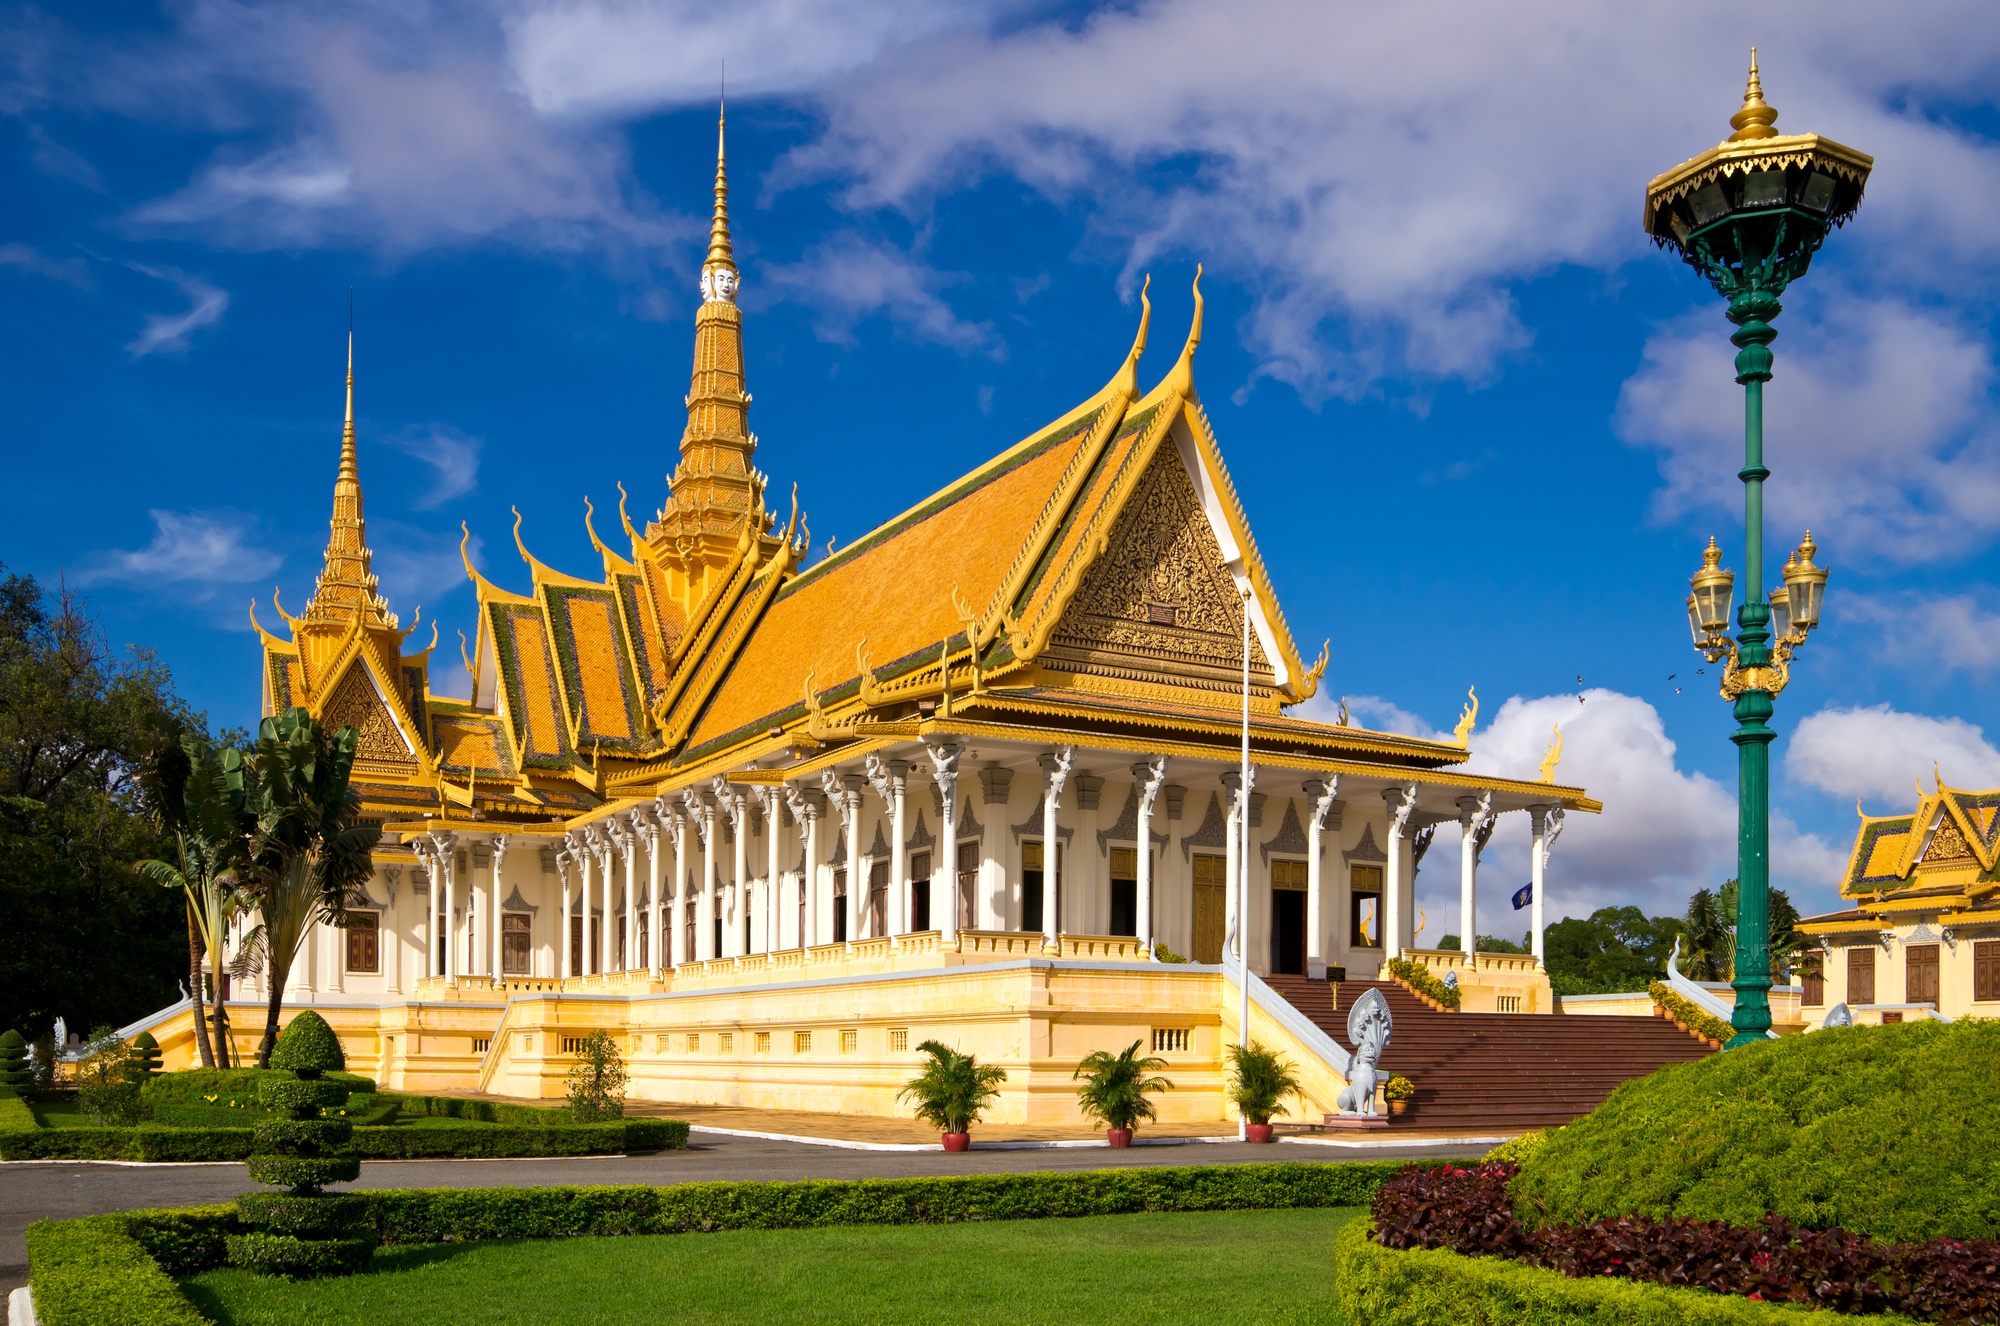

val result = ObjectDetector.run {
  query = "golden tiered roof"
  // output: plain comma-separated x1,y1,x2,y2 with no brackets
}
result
255,118,1601,834
1799,778,2000,935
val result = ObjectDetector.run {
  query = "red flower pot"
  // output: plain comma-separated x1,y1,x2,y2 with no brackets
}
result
941,1132,971,1152
1244,1123,1275,1143
1106,1128,1133,1148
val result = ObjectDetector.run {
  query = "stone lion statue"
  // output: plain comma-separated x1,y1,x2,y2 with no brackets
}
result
1336,987,1393,1115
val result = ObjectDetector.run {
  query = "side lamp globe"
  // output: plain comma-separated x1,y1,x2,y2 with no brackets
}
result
1782,530,1828,633
1688,536,1735,644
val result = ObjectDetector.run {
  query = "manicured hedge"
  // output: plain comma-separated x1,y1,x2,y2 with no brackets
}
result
140,1069,376,1109
1511,1019,2000,1243
23,1214,209,1326
1332,1217,1920,1325
0,1118,686,1162
1387,957,1460,1009
0,1091,37,1129
392,1093,575,1125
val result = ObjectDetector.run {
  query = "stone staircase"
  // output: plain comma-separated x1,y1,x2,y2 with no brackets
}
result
1260,974,1712,1133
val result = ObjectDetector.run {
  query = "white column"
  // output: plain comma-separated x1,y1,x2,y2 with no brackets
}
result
641,806,664,975
1222,772,1245,958
430,832,458,985
758,788,784,954
1038,748,1072,951
926,741,962,945
569,833,592,975
490,835,510,982
556,848,573,980
1456,794,1489,960
1304,778,1339,978
597,830,618,976
618,818,639,971
668,804,689,968
821,770,856,944
1529,805,1564,967
384,866,403,995
696,794,717,961
793,788,822,948
1382,786,1417,962
718,779,747,959
865,757,906,939
1134,756,1167,959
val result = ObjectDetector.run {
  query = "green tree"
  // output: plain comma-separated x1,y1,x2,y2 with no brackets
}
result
1543,906,1683,994
1713,879,1810,982
564,1029,627,1123
138,732,248,1067
223,708,381,1067
0,565,207,1036
1681,887,1732,982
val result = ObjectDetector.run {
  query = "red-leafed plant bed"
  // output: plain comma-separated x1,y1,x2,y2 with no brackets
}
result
1371,1162,2000,1323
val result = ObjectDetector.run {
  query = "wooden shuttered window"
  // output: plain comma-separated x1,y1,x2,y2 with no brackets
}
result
344,911,380,973
1906,943,1939,1008
1801,953,1824,1007
1975,941,2000,1003
1847,946,1875,1007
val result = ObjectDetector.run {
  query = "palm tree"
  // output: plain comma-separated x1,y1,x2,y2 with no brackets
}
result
1681,887,1732,983
898,1040,1006,1136
1073,1040,1174,1134
223,708,380,1068
1226,1040,1302,1126
140,733,246,1068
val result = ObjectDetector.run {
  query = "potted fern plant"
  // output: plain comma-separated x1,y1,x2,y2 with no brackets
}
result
1073,1040,1173,1147
1226,1040,1301,1142
898,1040,1006,1151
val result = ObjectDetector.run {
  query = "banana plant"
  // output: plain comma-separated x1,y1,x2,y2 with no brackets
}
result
140,733,246,1068
222,708,381,1068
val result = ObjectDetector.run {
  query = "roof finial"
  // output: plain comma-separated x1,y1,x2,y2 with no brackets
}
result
704,94,736,279
338,326,358,485
1728,47,1780,142
1161,264,1203,400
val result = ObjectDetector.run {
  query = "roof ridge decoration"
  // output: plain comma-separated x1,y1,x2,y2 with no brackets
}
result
583,495,635,577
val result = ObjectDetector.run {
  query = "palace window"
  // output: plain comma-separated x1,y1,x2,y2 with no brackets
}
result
472,1038,490,1054
687,1033,700,1053
1907,943,1939,1007
1976,941,2000,1003
1350,865,1384,949
656,1034,669,1053
719,1032,734,1054
755,1031,771,1054
502,913,531,976
1848,946,1876,1006
1152,1027,1190,1053
1109,848,1138,937
1191,853,1226,964
910,852,933,932
561,1036,588,1055
841,1029,858,1053
345,911,380,974
795,1030,813,1054
957,841,979,931
832,866,848,944
1022,841,1061,934
1801,954,1824,1007
889,1028,909,1052
1495,995,1522,1014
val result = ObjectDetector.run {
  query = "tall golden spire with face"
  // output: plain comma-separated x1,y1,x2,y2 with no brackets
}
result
650,101,768,585
304,332,396,630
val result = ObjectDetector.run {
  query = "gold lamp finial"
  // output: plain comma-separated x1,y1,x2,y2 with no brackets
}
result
1728,48,1780,142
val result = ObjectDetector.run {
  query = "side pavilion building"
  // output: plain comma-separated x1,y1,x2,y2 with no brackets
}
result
157,119,1601,1124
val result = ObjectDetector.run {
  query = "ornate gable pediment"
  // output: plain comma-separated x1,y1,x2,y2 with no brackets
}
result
320,659,419,774
1045,446,1271,695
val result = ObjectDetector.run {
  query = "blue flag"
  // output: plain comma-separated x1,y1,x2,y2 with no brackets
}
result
1511,882,1533,911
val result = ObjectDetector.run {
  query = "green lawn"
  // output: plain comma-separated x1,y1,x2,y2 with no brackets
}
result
181,1207,1359,1325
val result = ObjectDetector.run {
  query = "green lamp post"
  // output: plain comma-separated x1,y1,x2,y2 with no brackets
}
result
1644,52,1869,1047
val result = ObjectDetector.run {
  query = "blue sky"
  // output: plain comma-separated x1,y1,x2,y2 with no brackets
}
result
4,0,1998,930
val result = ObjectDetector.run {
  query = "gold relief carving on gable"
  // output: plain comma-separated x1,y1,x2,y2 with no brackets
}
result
322,666,416,771
1052,451,1270,678
1924,820,1973,864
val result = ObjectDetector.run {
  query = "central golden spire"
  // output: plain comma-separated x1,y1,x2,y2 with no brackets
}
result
304,331,396,631
1728,48,1780,142
650,101,768,586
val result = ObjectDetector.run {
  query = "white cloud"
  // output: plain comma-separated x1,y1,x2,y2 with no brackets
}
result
381,424,483,509
1405,691,1846,932
125,264,229,357
760,232,998,353
1841,590,2000,676
0,242,88,285
81,510,281,594
1789,703,2000,807
1292,691,1449,742
1617,294,2000,565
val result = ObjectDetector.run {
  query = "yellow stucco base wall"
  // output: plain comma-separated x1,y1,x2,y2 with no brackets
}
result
135,963,1331,1128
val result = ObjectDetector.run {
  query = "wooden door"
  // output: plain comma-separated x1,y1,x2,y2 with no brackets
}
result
1976,941,2000,1003
1848,946,1875,1006
1906,943,1939,1008
502,914,531,976
1191,852,1226,964
910,850,932,932
957,841,978,930
868,860,888,938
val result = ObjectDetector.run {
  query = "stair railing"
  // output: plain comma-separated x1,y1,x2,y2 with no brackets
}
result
1668,937,1777,1039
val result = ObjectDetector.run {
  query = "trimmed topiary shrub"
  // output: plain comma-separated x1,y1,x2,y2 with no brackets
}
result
1511,1018,2000,1243
225,1010,373,1277
129,1032,163,1081
0,1028,32,1095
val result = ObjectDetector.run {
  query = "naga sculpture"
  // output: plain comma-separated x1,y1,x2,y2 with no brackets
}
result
1336,987,1393,1115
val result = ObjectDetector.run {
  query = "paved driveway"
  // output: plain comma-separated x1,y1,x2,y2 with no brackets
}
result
1,1131,1488,1295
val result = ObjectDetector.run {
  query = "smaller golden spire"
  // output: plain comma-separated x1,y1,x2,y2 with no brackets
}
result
1728,48,1780,142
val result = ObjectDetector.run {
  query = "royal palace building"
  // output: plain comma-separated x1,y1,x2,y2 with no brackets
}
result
135,116,1601,1125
